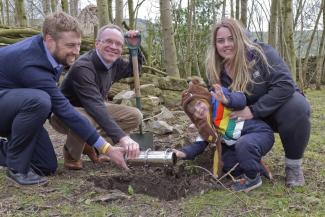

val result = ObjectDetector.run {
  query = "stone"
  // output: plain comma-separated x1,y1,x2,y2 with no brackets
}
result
120,96,161,116
140,84,161,97
172,124,183,134
140,73,160,86
112,90,135,104
160,89,183,108
155,106,174,120
107,82,130,100
141,96,161,112
157,76,188,91
148,120,173,135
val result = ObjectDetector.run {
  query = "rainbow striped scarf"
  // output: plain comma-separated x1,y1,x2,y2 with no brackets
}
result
211,97,244,145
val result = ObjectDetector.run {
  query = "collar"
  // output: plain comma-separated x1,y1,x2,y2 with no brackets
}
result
96,49,113,70
43,41,63,72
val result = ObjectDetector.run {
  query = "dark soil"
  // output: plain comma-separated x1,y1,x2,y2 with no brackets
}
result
89,164,221,201
85,110,223,202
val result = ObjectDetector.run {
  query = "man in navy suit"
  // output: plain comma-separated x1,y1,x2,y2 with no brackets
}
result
0,12,136,186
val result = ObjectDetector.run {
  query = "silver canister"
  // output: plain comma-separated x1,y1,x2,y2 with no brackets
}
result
127,148,177,166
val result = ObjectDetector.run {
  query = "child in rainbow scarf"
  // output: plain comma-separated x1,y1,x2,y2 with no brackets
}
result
176,79,274,192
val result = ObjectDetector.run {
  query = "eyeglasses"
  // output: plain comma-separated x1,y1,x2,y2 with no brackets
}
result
98,39,123,48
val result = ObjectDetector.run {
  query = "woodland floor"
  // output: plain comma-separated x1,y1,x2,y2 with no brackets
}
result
0,89,325,217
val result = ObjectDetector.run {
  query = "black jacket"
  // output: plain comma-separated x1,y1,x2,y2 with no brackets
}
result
61,49,143,143
221,42,299,119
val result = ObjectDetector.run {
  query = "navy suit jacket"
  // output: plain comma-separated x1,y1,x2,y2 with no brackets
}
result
0,34,99,145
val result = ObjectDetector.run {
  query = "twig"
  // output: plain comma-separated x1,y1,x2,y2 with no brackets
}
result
218,163,239,182
142,65,167,76
185,165,260,217
142,110,164,121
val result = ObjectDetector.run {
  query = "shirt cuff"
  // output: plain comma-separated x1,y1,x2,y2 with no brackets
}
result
93,136,110,154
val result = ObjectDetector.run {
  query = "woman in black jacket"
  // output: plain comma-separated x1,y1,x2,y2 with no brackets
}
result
205,18,311,187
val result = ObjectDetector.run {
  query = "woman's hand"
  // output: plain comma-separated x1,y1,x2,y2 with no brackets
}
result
230,106,253,122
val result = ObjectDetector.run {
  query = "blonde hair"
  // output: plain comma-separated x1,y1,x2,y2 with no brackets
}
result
42,11,82,40
205,18,268,93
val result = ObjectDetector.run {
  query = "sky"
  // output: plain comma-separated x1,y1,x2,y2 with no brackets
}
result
79,0,170,21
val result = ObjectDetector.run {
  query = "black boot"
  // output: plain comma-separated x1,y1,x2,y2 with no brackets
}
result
0,138,8,167
6,168,48,186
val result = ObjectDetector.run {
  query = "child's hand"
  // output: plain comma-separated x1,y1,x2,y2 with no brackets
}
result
172,149,187,159
211,84,228,104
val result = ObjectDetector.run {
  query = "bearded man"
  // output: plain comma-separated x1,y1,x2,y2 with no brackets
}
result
0,12,131,186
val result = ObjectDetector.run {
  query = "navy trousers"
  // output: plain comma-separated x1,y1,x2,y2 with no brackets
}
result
222,119,274,178
0,89,57,175
265,91,311,159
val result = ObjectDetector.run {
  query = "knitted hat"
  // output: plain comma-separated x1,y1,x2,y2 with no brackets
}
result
181,79,218,143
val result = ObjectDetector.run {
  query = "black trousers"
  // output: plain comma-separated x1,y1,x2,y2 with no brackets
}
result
265,91,311,159
0,89,57,175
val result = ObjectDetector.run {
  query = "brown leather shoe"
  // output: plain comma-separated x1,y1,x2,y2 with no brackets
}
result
82,144,99,163
63,146,83,170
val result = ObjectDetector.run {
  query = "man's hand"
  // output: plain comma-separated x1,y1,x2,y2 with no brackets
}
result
106,146,129,170
125,30,140,47
230,106,253,122
119,136,140,159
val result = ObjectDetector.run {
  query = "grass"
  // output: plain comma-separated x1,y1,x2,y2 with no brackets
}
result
0,88,325,217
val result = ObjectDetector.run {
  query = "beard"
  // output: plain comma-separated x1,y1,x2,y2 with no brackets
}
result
52,47,77,66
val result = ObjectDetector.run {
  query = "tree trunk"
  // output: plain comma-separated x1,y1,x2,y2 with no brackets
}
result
5,0,9,25
0,0,4,25
240,0,247,27
322,0,325,85
192,3,200,77
145,23,154,67
297,10,304,88
43,0,52,16
277,0,283,53
268,0,278,47
51,0,57,12
315,0,324,90
108,0,113,23
61,0,69,13
222,0,226,18
97,0,109,28
115,0,123,27
127,0,134,29
235,0,240,19
70,0,79,17
293,0,306,27
51,0,57,13
159,0,180,77
185,0,194,78
14,0,27,27
281,0,296,81
302,0,323,86
230,0,234,18
212,0,216,23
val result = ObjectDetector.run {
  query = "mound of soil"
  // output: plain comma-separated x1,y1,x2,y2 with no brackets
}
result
89,165,221,201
